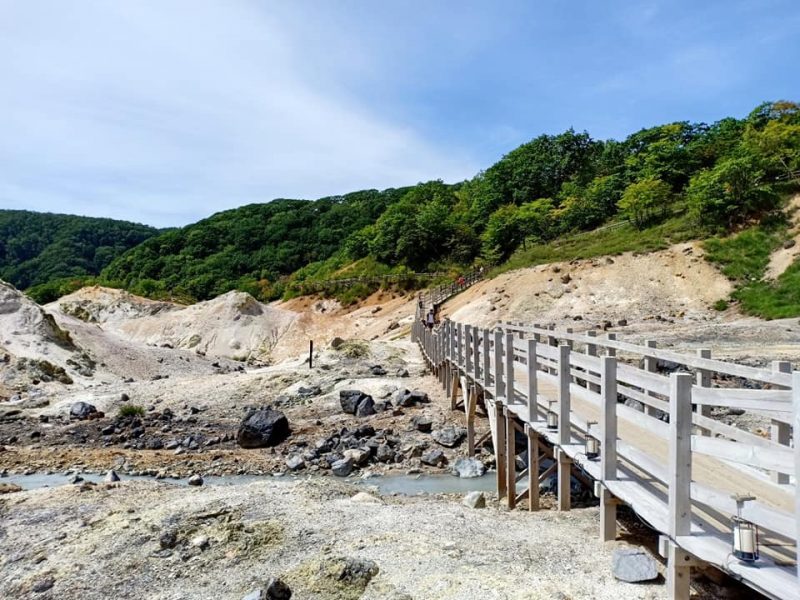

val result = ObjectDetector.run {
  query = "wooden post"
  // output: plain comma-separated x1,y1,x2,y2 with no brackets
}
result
527,339,538,422
495,399,507,499
606,332,616,357
586,330,600,393
444,322,452,398
309,340,314,368
482,328,491,390
505,332,515,403
473,326,481,382
464,324,472,374
505,409,516,509
456,322,464,369
600,355,618,542
667,372,694,600
696,348,712,433
527,425,539,511
557,448,571,511
557,344,571,446
494,329,504,400
668,372,693,538
772,361,791,485
643,340,658,417
565,327,573,350
793,372,800,580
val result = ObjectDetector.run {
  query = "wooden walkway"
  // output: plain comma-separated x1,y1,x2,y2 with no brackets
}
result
412,318,799,600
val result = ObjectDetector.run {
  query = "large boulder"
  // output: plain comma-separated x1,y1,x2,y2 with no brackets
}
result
70,401,97,420
432,426,466,448
611,547,658,582
463,491,486,509
420,449,447,467
394,389,429,408
237,407,290,448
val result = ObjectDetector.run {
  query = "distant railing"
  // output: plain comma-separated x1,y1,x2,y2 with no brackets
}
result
291,272,444,296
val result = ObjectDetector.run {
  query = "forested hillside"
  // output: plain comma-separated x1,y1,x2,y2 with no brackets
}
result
8,100,800,307
99,100,798,304
0,210,157,295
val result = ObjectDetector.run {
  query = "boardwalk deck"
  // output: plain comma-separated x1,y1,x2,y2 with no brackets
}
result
412,317,799,600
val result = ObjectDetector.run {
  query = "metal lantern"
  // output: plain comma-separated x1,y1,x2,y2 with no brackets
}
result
732,494,759,562
585,421,599,460
546,402,558,429
586,435,600,460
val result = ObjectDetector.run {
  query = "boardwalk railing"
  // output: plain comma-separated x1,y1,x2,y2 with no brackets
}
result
292,272,444,296
416,269,484,320
412,317,799,600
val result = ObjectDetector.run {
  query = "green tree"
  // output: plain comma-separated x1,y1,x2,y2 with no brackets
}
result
617,178,673,229
687,156,778,228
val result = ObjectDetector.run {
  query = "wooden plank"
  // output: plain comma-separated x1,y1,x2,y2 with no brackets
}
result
690,435,794,474
505,323,793,386
669,372,693,538
644,340,659,418
464,324,472,373
557,448,571,511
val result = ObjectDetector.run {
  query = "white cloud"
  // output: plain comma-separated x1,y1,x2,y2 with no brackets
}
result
0,1,478,226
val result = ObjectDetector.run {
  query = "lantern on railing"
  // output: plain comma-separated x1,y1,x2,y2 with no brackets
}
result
546,401,558,430
585,421,599,460
731,494,759,562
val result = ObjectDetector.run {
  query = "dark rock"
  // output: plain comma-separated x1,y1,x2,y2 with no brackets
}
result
69,474,84,484
617,319,628,327
188,474,204,486
330,337,345,349
413,415,433,433
369,365,387,376
31,577,55,593
146,438,164,450
120,393,130,402
354,424,375,438
237,408,290,448
784,239,797,249
395,368,409,378
354,396,376,417
265,578,292,600
340,390,369,414
70,401,97,420
297,385,321,398
432,426,466,448
611,547,658,582
105,470,120,482
101,424,116,435
160,529,178,549
331,457,353,477
376,444,395,463
421,449,447,467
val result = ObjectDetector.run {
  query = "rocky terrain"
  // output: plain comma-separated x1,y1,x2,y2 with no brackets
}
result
0,238,796,599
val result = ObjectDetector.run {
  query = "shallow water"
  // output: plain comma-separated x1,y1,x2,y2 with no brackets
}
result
3,470,506,495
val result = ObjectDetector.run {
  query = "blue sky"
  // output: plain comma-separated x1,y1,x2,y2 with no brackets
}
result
1,1,798,227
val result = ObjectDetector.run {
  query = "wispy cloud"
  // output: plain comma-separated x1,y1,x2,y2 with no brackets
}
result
0,1,478,226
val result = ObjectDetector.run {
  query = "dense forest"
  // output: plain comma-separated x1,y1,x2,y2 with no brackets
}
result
4,100,799,308
0,211,158,297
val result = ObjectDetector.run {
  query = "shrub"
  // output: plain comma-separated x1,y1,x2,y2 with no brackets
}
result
118,404,145,418
712,299,729,311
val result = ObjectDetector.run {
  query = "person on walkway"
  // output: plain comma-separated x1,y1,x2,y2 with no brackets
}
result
457,275,465,287
426,310,434,329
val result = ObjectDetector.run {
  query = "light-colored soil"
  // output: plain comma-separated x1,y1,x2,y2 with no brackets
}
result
0,477,673,600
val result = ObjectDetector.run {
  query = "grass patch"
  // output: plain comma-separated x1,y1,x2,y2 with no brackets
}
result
118,404,145,417
494,214,701,276
335,340,370,359
701,213,800,319
712,299,729,311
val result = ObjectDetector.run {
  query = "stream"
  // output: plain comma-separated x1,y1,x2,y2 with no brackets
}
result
2,471,505,495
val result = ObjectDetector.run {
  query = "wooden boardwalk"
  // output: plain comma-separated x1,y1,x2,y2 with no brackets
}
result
412,318,799,600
